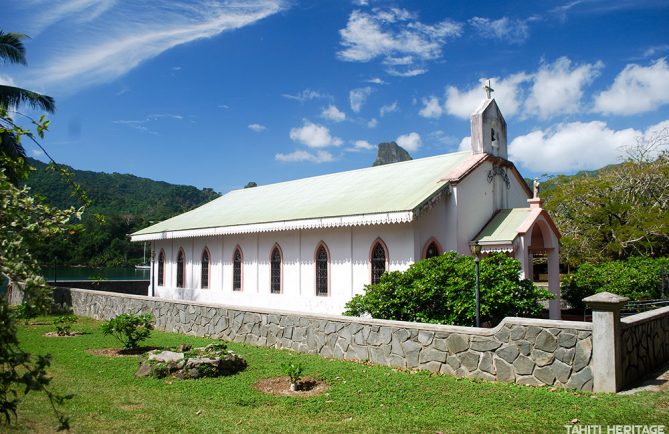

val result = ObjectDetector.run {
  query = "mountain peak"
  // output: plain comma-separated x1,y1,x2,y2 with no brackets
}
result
372,142,413,167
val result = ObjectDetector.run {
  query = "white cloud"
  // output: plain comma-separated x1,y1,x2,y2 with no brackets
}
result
379,101,398,116
428,130,459,147
30,149,44,157
386,67,427,77
275,150,334,163
366,77,386,84
445,73,531,119
289,121,343,148
469,16,529,44
0,74,17,86
337,8,462,76
282,88,327,102
113,113,183,135
593,58,669,116
354,140,374,150
642,45,669,58
248,123,266,132
321,105,346,122
524,57,603,119
508,121,640,172
20,1,285,92
457,136,471,152
349,87,373,112
419,96,443,118
396,132,421,152
367,118,378,128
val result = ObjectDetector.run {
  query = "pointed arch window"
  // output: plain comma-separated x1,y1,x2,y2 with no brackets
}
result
315,243,329,296
201,248,210,289
424,240,441,259
157,250,165,286
176,248,185,288
370,240,387,285
270,245,282,294
233,247,243,291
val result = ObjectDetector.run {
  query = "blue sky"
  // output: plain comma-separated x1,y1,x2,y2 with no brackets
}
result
2,0,669,192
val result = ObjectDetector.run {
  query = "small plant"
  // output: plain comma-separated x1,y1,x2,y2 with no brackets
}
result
101,313,154,350
282,362,304,391
53,315,77,336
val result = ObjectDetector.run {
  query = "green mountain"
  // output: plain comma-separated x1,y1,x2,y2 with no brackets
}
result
24,158,220,267
24,157,219,219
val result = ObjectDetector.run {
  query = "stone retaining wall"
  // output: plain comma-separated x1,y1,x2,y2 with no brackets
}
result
621,306,669,388
54,287,594,390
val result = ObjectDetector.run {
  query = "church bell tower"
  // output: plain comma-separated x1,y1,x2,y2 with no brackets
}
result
470,79,508,160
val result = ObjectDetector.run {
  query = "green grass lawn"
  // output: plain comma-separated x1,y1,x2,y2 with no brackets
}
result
7,316,669,433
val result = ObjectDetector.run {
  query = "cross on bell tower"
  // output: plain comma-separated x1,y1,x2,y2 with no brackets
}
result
483,79,494,99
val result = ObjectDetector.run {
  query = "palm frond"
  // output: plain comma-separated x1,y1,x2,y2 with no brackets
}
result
0,31,27,65
0,85,55,113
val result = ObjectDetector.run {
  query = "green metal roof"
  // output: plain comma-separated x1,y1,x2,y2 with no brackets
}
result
474,208,531,244
133,151,474,236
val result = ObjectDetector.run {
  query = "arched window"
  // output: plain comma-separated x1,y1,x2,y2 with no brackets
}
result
157,250,165,286
370,240,387,284
315,243,329,296
201,248,210,289
423,240,441,259
176,248,185,288
270,245,282,294
233,247,243,291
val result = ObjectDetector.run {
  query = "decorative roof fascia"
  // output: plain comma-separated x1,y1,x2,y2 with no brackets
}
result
130,211,414,242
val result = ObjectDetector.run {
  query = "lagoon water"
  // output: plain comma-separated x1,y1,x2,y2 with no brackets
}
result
42,266,149,282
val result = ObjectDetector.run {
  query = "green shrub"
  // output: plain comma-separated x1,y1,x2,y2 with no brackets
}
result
282,362,304,384
53,315,77,336
344,252,552,326
562,257,669,310
101,313,154,350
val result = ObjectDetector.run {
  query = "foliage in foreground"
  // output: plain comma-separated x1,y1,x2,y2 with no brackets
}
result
0,161,75,429
101,313,154,350
344,252,552,326
562,256,669,310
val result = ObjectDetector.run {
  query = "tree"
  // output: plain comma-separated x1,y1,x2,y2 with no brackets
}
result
344,252,552,326
1,155,74,429
0,31,55,184
0,31,71,429
543,130,669,267
0,31,54,112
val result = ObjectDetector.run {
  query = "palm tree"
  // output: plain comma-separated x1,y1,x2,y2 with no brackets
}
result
0,31,55,183
0,31,54,112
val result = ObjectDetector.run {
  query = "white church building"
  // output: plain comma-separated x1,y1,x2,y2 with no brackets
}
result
131,96,562,319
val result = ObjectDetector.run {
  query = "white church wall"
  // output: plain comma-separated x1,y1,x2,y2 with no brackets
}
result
151,223,416,315
507,171,532,208
453,162,499,254
453,161,530,254
411,194,456,258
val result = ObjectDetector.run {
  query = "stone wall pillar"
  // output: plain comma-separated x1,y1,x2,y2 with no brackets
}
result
584,292,628,393
547,248,561,320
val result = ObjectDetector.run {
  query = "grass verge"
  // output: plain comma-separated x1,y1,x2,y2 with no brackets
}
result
6,316,669,433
